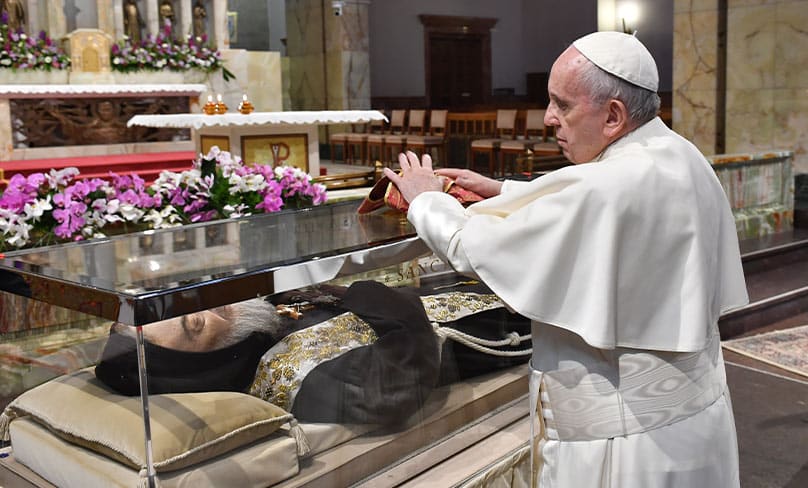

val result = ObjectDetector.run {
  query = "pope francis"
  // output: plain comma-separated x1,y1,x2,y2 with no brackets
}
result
385,31,748,487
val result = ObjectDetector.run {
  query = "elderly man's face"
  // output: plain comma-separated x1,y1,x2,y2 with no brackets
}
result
544,47,612,164
113,307,233,353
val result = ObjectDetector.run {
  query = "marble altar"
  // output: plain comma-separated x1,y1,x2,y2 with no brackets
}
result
127,110,387,175
0,84,205,160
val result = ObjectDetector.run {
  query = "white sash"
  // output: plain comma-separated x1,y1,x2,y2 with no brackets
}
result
529,332,725,442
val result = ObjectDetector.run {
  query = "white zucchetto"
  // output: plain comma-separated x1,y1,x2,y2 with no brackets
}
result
572,31,659,92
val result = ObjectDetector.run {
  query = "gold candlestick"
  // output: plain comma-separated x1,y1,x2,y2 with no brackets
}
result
214,94,228,114
238,94,255,114
203,95,217,115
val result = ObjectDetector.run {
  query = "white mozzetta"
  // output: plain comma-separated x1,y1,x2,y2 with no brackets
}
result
127,110,388,130
0,84,207,98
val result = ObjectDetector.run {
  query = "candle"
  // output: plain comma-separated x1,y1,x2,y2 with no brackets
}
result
238,93,254,114
217,94,223,102
203,94,216,115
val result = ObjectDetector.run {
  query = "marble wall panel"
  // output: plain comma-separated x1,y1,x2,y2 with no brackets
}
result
674,0,720,13
286,0,371,112
0,100,12,161
673,7,719,154
673,10,719,92
288,53,327,109
727,0,779,7
330,2,369,52
673,89,718,152
725,89,776,152
325,51,371,110
282,57,292,110
285,0,325,57
774,88,808,173
245,51,283,112
726,4,777,90
774,1,808,89
675,0,808,174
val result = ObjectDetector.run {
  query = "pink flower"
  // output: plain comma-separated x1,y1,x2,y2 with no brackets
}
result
257,193,284,213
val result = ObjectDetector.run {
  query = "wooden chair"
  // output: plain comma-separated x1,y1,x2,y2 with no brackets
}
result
366,109,407,164
499,109,560,175
343,118,384,165
469,109,518,176
406,109,449,166
384,109,426,161
329,124,360,164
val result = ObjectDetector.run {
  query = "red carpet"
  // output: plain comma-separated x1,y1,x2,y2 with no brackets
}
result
1,151,197,185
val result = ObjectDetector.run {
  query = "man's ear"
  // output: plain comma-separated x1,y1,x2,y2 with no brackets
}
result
603,99,630,139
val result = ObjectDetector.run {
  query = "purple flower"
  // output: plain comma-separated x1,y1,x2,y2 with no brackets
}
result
52,201,87,239
257,193,284,213
189,209,218,223
183,198,208,214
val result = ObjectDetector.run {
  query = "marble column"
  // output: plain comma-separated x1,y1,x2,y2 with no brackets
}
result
27,0,42,34
179,0,192,38
285,0,371,111
97,0,115,37
42,0,68,39
146,0,159,36
112,0,124,39
672,0,720,155
213,0,227,51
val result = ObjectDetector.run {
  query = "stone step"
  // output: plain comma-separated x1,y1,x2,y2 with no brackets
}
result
719,228,808,339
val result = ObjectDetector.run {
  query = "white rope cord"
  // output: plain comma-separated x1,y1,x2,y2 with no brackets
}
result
433,323,532,357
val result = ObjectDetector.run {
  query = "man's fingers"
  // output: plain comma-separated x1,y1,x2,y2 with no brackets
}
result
398,152,411,170
383,167,400,184
405,151,421,170
421,152,433,171
435,168,463,178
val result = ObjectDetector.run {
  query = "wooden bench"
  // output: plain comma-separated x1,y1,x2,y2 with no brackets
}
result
314,162,383,190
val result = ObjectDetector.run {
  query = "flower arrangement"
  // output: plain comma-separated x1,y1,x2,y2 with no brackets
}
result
111,23,234,81
0,18,232,79
0,13,71,71
0,148,328,251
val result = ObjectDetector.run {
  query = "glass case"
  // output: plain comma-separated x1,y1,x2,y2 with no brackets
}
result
0,199,532,487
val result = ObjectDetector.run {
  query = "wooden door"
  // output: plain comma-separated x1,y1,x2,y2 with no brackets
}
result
428,34,485,109
420,15,496,110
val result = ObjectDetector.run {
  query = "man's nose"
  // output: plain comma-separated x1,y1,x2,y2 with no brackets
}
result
544,106,558,126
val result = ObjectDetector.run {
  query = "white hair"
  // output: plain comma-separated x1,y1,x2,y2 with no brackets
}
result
218,298,284,347
578,59,661,126
112,298,283,349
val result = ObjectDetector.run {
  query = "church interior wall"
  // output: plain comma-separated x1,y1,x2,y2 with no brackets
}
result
368,0,527,98
227,0,271,51
674,0,808,173
367,0,671,99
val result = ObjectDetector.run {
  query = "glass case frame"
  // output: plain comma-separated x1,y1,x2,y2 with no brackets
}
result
0,200,433,486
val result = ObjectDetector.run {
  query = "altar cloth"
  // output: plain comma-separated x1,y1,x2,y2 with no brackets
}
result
0,84,207,98
127,110,388,130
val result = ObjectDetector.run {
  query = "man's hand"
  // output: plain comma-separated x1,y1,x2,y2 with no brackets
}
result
434,168,503,198
383,151,444,204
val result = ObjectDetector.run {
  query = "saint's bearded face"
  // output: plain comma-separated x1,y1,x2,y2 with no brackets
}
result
113,307,233,353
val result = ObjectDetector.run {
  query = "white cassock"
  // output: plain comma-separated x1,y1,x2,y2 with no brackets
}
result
407,117,749,487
